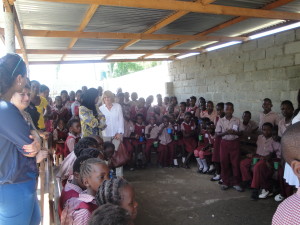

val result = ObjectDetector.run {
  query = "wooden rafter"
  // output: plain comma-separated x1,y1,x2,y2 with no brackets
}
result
15,49,201,54
2,0,28,65
60,4,98,61
141,0,295,59
28,58,172,65
103,0,203,59
34,0,300,20
200,0,216,5
0,28,247,42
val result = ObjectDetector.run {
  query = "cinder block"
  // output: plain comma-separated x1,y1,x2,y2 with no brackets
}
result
295,54,300,65
275,30,295,45
258,36,275,49
256,58,274,70
271,80,288,91
251,70,268,81
296,28,300,40
273,55,294,68
266,46,283,58
249,49,266,61
242,40,257,52
288,77,300,90
244,61,256,72
286,66,300,78
285,41,300,54
268,68,286,80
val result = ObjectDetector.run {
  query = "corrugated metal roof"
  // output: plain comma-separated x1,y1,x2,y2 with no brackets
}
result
24,37,71,49
171,41,217,49
213,0,273,9
15,0,89,31
126,40,176,50
64,54,106,61
155,13,235,35
85,6,172,33
28,54,63,61
73,39,130,50
276,0,300,13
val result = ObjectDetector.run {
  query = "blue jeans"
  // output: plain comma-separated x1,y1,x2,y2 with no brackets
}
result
0,179,41,225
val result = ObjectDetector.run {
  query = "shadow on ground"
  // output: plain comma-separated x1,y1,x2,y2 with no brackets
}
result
125,165,278,225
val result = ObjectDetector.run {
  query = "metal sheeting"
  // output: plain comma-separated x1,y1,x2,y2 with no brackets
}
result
85,6,172,33
15,0,89,31
28,54,63,61
126,40,176,50
213,0,273,9
24,37,71,49
155,13,235,35
64,54,106,61
276,0,300,13
73,39,130,50
171,41,218,49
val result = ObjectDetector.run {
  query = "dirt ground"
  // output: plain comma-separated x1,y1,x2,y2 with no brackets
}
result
125,163,279,225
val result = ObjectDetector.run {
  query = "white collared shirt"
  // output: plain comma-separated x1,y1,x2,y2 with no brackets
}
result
99,103,124,137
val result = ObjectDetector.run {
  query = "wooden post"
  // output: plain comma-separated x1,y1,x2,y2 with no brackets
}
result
4,10,15,53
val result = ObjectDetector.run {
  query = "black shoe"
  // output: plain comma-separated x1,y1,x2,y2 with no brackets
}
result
251,189,259,200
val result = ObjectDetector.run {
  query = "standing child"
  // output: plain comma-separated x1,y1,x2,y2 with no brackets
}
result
157,116,174,167
187,96,198,117
131,114,146,169
53,96,71,125
240,111,258,140
177,102,187,123
259,98,280,130
211,102,225,182
63,119,81,158
53,118,68,165
123,109,135,157
240,123,281,199
201,101,217,123
72,158,109,225
170,113,184,168
272,123,300,225
215,102,243,192
144,116,160,165
181,112,197,169
71,90,82,118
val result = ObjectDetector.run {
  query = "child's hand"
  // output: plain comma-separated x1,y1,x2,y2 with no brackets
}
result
23,135,41,157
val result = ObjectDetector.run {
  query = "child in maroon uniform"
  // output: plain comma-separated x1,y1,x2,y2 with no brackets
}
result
52,96,71,125
215,102,243,192
123,109,135,157
157,116,174,167
181,112,197,169
177,102,187,124
63,119,81,158
53,118,68,164
144,116,160,165
131,114,146,169
187,96,198,117
130,98,147,121
170,113,184,167
211,102,225,182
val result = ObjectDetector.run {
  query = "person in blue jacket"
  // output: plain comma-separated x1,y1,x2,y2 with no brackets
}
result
0,54,41,225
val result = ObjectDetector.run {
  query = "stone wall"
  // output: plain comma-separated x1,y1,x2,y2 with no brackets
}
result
168,28,300,121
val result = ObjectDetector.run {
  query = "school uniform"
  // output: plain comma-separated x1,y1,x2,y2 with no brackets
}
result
200,110,217,123
157,123,174,167
123,119,135,156
59,181,83,218
130,106,147,121
181,121,197,153
278,118,292,138
56,151,76,185
258,111,280,130
240,120,258,134
72,193,98,225
240,135,281,186
53,127,68,156
144,124,160,162
132,123,146,146
71,100,81,117
63,133,80,158
215,116,242,186
187,106,198,117
272,189,300,225
194,131,214,159
212,116,222,163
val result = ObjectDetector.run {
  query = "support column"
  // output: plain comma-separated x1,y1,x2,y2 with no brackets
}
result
4,10,15,53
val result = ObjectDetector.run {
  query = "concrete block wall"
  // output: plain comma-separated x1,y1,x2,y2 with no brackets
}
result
167,28,300,121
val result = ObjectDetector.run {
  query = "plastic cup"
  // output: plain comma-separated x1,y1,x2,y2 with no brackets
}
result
274,162,279,170
198,135,203,141
167,128,172,134
153,141,158,148
139,136,144,142
174,135,178,141
252,157,259,165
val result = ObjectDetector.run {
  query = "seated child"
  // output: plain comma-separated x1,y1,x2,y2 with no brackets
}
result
96,178,138,222
144,116,160,165
157,115,174,167
59,155,91,219
181,112,197,169
56,137,100,185
240,123,281,200
187,96,198,117
170,113,184,167
72,158,110,225
123,109,135,159
71,90,82,118
53,118,68,165
89,204,132,225
177,102,187,124
272,123,300,225
201,101,217,123
63,119,81,158
194,120,215,174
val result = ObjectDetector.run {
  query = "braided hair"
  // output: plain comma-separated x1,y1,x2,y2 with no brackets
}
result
74,137,98,157
96,178,129,206
80,158,106,180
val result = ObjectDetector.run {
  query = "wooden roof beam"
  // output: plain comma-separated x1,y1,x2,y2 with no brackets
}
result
6,29,247,42
34,0,300,20
141,0,295,59
3,0,29,65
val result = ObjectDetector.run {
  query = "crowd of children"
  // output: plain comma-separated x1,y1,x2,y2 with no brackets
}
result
25,80,300,224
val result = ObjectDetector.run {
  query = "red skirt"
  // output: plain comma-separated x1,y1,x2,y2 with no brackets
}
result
55,143,64,155
183,137,197,153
